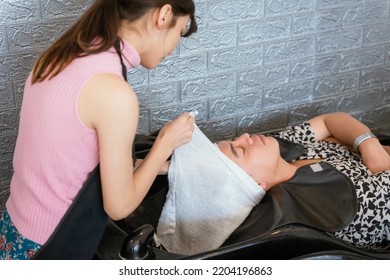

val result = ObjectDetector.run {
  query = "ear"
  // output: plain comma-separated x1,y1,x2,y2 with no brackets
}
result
258,181,268,191
157,4,173,28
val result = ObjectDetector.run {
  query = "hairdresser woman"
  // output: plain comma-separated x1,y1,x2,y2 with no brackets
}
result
0,0,197,259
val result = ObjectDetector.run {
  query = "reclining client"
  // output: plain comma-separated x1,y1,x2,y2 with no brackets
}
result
217,112,390,251
155,112,389,255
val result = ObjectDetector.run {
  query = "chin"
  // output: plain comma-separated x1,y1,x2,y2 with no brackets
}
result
140,60,160,69
140,63,154,69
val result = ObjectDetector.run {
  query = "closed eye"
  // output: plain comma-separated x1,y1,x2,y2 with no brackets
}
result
229,143,238,158
229,143,244,159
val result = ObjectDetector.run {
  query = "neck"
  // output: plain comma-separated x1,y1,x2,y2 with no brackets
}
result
266,159,298,190
118,23,143,55
118,12,156,58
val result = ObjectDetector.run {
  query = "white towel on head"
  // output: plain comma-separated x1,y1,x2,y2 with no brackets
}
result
156,124,266,255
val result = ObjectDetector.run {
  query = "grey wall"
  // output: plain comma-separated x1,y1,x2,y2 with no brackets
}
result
1,0,390,210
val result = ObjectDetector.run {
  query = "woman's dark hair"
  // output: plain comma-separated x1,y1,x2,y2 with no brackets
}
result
32,0,197,83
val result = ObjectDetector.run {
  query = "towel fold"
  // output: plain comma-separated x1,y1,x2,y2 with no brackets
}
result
156,124,265,255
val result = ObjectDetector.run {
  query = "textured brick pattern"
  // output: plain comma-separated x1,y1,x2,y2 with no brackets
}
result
1,0,390,210
0,0,93,209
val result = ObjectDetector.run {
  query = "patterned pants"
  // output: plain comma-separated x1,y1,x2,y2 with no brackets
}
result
0,209,41,260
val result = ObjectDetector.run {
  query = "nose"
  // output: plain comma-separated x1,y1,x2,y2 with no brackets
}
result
234,133,253,145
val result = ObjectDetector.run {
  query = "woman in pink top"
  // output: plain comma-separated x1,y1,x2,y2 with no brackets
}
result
0,0,197,260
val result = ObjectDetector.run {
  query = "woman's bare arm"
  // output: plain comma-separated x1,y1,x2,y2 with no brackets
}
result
80,73,193,220
309,112,390,174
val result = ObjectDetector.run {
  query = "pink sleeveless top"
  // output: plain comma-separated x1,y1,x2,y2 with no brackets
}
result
6,40,140,244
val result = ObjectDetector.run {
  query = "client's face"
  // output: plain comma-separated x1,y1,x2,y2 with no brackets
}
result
217,133,280,183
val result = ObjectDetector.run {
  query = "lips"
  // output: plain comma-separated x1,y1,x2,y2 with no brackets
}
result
259,135,266,145
252,134,265,145
260,135,266,144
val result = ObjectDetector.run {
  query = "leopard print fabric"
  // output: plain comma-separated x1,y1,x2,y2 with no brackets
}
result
274,122,390,250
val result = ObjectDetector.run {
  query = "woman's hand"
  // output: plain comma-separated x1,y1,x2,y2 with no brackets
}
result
359,138,390,174
158,160,170,175
155,112,195,157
